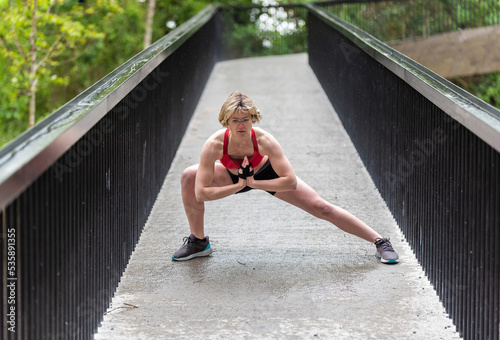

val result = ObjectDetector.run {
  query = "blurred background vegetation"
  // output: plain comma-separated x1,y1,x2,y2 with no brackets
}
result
0,0,499,147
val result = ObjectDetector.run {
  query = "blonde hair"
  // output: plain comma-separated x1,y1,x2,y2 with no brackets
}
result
218,91,261,127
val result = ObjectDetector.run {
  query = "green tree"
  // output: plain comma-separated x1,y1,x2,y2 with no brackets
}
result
0,0,309,147
3,0,496,149
0,0,120,145
50,0,145,106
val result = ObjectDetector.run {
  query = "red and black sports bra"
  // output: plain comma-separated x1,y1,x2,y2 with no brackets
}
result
220,129,265,170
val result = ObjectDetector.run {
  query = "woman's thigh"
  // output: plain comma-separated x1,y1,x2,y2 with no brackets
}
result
274,176,326,216
199,163,235,187
213,163,236,187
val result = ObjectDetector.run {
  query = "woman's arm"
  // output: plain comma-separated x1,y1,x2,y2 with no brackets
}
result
245,133,297,192
194,138,247,202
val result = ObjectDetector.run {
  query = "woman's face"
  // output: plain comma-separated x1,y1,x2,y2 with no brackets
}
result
227,110,252,135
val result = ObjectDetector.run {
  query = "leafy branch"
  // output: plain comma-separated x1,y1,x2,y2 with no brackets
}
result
0,0,115,128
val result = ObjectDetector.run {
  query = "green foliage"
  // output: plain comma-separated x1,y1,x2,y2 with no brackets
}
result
0,0,311,147
1,0,499,148
463,72,500,109
0,53,28,146
154,0,211,41
0,0,122,146
155,0,309,58
221,4,308,59
50,0,146,105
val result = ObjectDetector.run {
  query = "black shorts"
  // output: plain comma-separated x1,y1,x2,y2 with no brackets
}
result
227,159,279,195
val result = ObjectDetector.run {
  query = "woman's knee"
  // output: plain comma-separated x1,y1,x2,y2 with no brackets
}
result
313,199,339,222
181,165,198,189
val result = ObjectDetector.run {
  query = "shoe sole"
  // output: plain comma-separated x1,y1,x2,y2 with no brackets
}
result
380,258,399,264
172,245,213,261
375,252,399,264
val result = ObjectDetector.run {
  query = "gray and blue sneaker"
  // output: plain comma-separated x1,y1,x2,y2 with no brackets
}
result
172,234,213,261
375,238,399,264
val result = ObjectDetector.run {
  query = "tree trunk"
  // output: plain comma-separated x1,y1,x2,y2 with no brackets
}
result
28,0,38,127
29,77,37,127
143,0,156,49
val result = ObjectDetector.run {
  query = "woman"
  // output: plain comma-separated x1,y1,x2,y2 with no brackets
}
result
172,92,399,264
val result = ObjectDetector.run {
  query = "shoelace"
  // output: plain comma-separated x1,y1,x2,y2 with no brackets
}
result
182,236,204,247
377,239,394,252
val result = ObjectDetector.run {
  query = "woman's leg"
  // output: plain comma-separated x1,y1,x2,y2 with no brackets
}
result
274,177,382,243
181,163,233,239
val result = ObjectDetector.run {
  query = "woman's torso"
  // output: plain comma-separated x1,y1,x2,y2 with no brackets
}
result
219,128,268,174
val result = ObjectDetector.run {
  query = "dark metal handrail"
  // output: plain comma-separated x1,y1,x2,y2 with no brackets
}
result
306,3,500,153
307,4,500,339
1,5,221,340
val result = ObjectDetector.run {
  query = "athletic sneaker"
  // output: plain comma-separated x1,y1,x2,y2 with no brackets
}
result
172,234,213,261
375,238,399,264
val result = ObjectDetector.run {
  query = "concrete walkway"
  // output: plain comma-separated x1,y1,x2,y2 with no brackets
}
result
94,54,460,339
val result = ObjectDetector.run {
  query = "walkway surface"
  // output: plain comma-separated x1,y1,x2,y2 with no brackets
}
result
94,54,460,339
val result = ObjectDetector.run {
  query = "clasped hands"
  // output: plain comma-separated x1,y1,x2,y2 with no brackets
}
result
238,156,254,185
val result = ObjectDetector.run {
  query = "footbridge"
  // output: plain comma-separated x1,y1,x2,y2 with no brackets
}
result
1,3,499,340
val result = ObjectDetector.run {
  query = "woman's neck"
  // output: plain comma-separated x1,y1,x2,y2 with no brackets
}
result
229,128,252,149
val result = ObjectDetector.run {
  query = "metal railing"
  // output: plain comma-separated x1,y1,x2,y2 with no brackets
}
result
307,4,500,339
0,5,221,339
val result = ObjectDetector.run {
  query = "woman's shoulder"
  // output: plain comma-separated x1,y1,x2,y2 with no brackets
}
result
253,127,280,151
253,127,271,139
202,129,226,159
208,128,227,142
